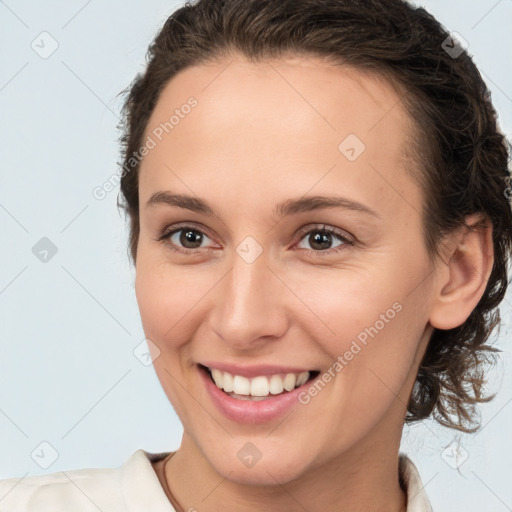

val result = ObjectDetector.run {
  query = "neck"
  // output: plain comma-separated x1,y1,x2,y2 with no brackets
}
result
163,431,407,512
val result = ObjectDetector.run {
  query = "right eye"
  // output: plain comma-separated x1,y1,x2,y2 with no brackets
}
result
158,224,217,254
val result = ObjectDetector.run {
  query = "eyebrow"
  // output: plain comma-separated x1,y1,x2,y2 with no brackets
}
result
145,191,381,219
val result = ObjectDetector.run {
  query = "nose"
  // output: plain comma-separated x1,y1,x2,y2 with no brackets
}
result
208,246,289,351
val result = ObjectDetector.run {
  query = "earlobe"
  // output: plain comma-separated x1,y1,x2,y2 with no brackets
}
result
428,214,494,331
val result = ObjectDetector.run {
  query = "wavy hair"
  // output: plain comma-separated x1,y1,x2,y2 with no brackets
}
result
117,0,512,432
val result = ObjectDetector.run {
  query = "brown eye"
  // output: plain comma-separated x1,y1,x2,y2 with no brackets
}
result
296,225,353,254
174,228,204,249
158,224,216,254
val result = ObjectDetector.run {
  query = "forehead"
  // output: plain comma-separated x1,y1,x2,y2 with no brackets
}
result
139,53,422,222
144,52,413,141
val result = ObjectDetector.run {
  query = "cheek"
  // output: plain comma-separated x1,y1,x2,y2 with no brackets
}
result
289,263,406,347
134,250,223,362
134,257,200,416
329,308,423,445
294,264,428,413
134,250,199,344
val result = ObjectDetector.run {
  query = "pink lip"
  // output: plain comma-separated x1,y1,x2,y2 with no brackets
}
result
198,365,316,424
199,361,314,379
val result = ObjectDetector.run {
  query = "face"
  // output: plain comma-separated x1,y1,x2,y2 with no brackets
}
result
135,53,437,484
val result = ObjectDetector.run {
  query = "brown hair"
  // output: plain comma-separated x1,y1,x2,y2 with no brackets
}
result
117,0,512,432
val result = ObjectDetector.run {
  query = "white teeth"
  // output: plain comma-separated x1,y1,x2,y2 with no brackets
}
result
207,367,311,398
269,374,284,395
250,376,270,397
283,373,297,391
223,371,234,392
296,371,309,387
233,375,250,395
210,368,223,388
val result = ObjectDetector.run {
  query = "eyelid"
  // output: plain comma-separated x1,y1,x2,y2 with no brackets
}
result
159,221,215,241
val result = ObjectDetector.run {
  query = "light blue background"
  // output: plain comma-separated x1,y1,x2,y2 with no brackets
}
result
0,1,511,511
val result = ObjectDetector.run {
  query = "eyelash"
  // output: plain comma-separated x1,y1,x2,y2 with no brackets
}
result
156,223,354,256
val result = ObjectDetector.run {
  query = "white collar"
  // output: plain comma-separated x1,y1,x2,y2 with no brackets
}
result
399,453,434,512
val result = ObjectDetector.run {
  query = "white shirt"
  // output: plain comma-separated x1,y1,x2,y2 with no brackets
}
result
0,450,433,511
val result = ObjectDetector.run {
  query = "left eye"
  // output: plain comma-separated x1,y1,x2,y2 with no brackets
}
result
295,226,352,253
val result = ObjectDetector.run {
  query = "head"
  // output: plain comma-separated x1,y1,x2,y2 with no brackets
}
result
117,0,512,484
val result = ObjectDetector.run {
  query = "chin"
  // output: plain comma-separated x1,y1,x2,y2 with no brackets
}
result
201,442,312,487
219,462,305,487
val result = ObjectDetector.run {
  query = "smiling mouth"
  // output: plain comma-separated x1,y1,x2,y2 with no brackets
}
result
199,364,320,401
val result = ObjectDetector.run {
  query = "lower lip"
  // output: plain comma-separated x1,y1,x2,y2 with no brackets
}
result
199,365,316,424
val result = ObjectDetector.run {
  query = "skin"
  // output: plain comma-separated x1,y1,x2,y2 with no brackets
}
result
134,52,494,512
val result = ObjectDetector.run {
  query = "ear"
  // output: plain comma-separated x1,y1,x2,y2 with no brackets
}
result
428,213,494,330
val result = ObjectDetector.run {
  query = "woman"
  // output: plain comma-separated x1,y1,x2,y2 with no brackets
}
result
1,0,511,510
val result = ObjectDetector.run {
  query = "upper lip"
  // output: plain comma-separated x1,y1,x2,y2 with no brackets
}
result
199,362,317,379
